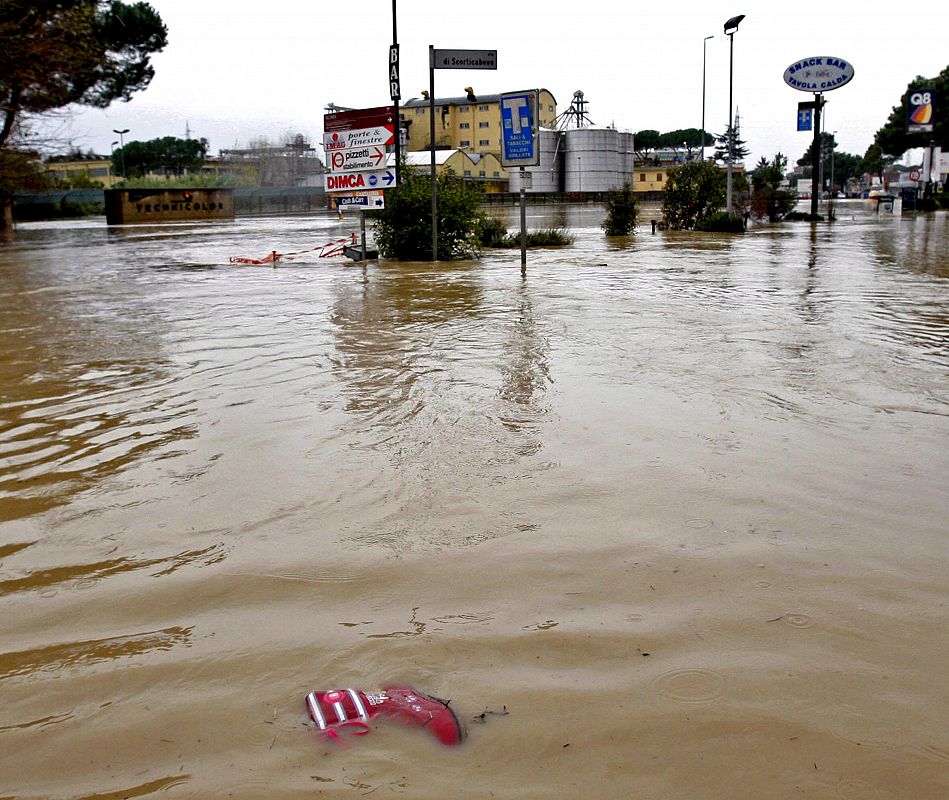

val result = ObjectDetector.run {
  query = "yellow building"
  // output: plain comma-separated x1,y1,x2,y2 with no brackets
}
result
633,166,669,193
401,89,557,157
44,158,119,188
386,150,508,191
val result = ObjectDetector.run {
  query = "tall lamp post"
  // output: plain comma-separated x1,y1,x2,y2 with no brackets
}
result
701,34,713,163
723,14,744,215
113,128,129,178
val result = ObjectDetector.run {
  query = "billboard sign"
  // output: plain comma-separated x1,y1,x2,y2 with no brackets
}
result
325,168,396,193
500,90,539,167
783,57,854,93
906,89,935,134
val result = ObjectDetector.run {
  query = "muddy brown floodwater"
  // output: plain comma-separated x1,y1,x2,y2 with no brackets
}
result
0,203,947,799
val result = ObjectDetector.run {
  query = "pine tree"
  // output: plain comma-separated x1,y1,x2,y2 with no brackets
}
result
714,111,750,164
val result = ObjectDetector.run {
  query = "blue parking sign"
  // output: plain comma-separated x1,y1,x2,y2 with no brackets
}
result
797,109,813,131
500,90,539,167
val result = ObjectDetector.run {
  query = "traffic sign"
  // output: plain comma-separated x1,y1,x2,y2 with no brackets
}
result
328,145,386,173
432,49,497,70
324,105,395,133
326,168,397,193
324,126,394,153
909,169,921,182
337,191,385,210
500,90,539,167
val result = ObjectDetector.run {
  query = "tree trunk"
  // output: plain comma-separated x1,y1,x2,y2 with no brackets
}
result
0,196,13,237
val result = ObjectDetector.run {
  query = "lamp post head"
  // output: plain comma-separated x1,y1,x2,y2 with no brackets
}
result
704,35,714,42
724,14,745,34
113,128,129,135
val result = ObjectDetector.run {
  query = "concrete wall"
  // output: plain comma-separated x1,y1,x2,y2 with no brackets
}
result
105,188,234,224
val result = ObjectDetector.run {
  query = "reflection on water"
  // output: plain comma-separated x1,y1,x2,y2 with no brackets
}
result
0,205,947,799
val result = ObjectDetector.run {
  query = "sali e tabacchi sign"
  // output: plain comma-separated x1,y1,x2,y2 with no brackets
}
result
783,57,854,93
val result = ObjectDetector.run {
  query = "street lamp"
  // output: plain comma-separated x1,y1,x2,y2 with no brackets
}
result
701,34,713,163
113,128,129,178
723,14,744,215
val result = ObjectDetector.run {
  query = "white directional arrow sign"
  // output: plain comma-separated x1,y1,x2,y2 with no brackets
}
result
329,145,386,173
326,168,397,193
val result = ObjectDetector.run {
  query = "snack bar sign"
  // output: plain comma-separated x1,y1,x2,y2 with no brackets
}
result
783,57,854,93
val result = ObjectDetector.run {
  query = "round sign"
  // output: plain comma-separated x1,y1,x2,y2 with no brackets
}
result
909,169,920,182
783,57,854,93
331,152,345,170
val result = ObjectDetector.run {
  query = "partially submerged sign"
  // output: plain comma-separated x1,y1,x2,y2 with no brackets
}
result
783,57,854,92
105,188,234,225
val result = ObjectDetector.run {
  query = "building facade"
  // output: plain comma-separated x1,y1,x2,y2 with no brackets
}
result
401,89,557,157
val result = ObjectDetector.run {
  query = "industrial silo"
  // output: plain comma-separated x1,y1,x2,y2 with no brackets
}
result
564,128,633,192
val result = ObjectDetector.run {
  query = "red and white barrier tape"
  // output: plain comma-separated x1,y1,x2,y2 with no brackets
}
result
229,233,358,265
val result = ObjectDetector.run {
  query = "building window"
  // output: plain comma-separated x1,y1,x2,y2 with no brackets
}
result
460,140,470,147
479,139,490,146
639,173,646,182
478,104,489,111
493,171,499,177
416,108,424,115
657,173,663,181
459,106,469,113
459,122,470,129
479,170,486,177
479,121,490,128
464,169,472,176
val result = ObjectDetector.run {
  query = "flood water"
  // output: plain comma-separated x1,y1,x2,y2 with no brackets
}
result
1,203,947,799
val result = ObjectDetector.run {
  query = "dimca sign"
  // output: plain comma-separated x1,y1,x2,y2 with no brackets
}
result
783,57,854,93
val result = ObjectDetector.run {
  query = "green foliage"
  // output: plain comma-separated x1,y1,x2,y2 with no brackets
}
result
512,228,573,247
602,184,638,235
695,212,745,233
371,162,484,260
714,114,750,163
750,153,796,222
873,64,948,156
115,136,208,178
1,1,167,228
661,161,726,230
478,215,508,247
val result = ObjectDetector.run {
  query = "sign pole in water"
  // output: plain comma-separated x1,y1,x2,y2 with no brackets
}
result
783,56,854,216
500,90,539,272
427,46,497,261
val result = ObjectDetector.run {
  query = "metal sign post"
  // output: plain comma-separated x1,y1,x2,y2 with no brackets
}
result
500,90,539,271
428,46,497,260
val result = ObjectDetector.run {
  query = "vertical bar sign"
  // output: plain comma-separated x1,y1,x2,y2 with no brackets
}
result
389,44,400,100
500,90,540,167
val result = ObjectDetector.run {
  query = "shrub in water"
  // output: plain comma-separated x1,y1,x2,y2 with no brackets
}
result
695,211,745,232
602,184,638,235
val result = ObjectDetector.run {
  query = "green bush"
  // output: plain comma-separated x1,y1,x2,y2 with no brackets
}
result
371,160,484,260
489,227,574,248
661,161,726,230
478,214,509,247
695,212,745,232
602,184,638,235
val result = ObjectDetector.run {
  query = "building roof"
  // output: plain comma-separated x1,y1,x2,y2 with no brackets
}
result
402,88,555,109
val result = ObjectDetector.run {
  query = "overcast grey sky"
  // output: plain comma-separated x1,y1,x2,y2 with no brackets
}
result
55,0,947,165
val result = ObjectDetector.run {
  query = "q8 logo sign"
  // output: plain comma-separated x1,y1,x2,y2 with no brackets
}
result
907,90,935,134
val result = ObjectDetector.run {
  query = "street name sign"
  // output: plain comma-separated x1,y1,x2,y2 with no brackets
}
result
325,168,397,193
432,49,497,70
500,90,539,167
783,57,854,93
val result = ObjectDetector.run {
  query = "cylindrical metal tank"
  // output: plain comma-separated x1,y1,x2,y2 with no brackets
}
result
508,129,564,192
564,128,634,192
